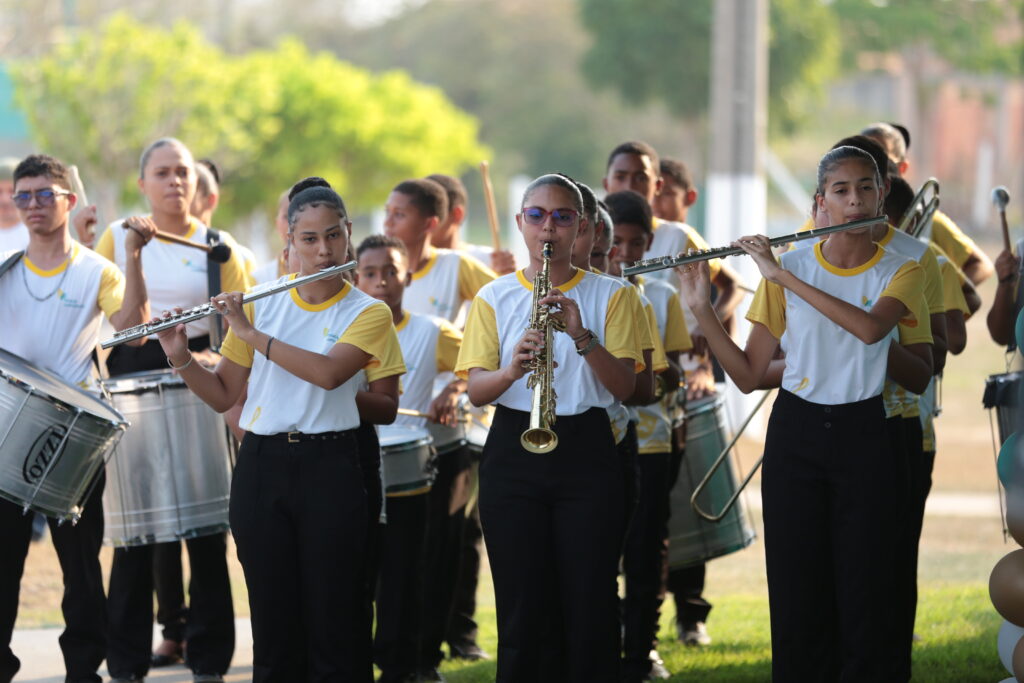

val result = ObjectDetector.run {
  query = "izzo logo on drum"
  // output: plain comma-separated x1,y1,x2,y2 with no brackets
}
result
23,425,68,484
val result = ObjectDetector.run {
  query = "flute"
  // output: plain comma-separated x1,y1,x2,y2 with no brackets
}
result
101,261,357,348
622,216,889,277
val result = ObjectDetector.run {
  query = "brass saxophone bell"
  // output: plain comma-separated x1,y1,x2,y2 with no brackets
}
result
521,427,558,454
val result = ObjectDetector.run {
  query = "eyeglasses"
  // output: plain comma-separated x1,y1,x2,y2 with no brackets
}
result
521,206,579,228
13,189,72,209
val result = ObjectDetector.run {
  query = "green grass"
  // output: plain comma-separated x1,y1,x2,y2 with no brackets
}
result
437,583,1007,682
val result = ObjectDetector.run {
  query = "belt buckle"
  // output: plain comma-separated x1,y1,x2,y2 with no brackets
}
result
287,431,300,443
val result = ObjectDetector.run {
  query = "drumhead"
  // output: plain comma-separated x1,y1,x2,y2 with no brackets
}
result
684,394,723,418
0,348,125,426
103,369,186,394
378,425,432,449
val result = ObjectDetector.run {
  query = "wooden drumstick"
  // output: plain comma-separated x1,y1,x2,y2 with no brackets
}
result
479,160,502,251
993,186,1012,252
125,222,233,264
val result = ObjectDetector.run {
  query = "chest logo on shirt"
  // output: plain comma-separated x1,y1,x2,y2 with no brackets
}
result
57,289,84,309
427,296,451,317
181,258,206,273
861,296,873,308
323,328,340,344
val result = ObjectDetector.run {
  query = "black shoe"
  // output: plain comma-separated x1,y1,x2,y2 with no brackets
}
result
448,643,490,661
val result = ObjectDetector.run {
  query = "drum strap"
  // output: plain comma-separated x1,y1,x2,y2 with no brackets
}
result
0,250,23,280
206,228,223,351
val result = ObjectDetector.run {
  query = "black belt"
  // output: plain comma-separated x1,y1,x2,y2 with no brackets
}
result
261,429,357,443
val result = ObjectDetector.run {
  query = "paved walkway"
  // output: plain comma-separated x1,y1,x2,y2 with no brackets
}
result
10,490,1004,681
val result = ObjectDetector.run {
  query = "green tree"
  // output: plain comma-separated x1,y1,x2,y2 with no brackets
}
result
10,13,488,226
577,0,841,132
830,0,1024,76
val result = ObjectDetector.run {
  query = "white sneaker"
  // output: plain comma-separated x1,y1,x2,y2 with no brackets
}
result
679,621,712,646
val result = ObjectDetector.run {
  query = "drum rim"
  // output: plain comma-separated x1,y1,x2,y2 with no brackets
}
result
381,436,434,452
102,369,187,394
0,352,128,428
683,394,724,418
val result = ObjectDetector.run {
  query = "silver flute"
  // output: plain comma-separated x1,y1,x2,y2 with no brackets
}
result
101,261,358,348
622,216,889,277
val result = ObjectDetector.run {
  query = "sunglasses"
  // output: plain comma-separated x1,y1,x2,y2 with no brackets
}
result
521,206,579,228
13,188,72,209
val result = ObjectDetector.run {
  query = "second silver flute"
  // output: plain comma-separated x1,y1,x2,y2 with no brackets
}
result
101,261,358,348
622,216,889,277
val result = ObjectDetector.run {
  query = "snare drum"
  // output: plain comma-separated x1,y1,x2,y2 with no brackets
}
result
984,372,1022,446
102,370,234,546
668,395,756,569
379,425,436,497
0,348,128,521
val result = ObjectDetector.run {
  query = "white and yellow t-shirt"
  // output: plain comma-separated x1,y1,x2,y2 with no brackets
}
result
633,276,694,454
393,310,463,447
405,246,496,323
220,278,405,435
930,210,978,271
455,268,644,416
877,225,943,419
746,241,930,406
96,218,250,339
0,243,124,388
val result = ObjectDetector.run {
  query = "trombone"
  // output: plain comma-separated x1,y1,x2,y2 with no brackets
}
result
897,177,940,240
690,389,774,523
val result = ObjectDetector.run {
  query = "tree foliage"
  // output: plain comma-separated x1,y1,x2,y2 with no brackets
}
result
577,0,841,132
10,13,488,225
830,0,1024,76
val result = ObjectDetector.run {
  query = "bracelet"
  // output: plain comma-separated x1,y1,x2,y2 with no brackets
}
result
576,330,599,356
571,329,591,343
265,336,274,360
1000,274,1018,284
168,352,193,371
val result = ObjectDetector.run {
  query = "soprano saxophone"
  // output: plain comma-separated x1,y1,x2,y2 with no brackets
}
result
520,242,563,453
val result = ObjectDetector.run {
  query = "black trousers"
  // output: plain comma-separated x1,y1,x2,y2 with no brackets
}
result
894,416,926,680
106,533,235,678
619,423,639,545
665,433,710,627
762,390,906,683
446,497,483,653
375,493,430,681
420,444,472,668
231,431,370,683
356,422,382,679
153,541,187,643
621,451,671,680
0,476,107,683
480,406,625,683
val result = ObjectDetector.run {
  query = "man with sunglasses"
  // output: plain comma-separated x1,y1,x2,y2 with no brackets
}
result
0,157,28,253
0,154,150,683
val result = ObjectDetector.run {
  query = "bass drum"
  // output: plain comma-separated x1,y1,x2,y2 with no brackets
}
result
668,395,756,569
0,348,127,521
103,370,234,546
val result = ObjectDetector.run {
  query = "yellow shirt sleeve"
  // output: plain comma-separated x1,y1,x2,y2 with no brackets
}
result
930,211,975,270
646,303,669,373
919,244,945,314
219,301,257,368
746,278,787,339
457,254,497,304
95,227,115,261
219,248,253,294
605,286,645,372
435,319,463,374
630,288,654,352
683,225,722,280
663,292,693,353
896,290,933,346
939,259,970,315
97,262,125,318
454,297,500,379
341,302,406,382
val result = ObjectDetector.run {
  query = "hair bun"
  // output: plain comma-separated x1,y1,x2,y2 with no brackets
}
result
288,176,331,201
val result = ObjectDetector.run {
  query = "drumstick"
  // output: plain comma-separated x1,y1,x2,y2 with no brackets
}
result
68,165,88,207
396,407,471,424
126,222,233,264
993,186,1012,252
479,160,502,251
